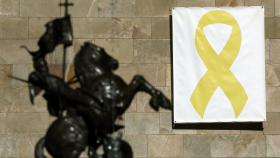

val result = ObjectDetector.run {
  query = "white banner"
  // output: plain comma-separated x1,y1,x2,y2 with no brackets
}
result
172,7,266,123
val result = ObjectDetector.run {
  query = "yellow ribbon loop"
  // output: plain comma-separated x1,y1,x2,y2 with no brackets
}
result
190,10,248,118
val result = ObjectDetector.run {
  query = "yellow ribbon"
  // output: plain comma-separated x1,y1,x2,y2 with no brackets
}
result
190,10,248,118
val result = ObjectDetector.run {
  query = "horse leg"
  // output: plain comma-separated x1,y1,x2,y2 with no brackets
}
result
119,75,171,114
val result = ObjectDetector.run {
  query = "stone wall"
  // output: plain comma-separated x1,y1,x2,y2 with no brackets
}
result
0,0,279,157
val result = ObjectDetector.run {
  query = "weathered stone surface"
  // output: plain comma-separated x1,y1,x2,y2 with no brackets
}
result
266,39,270,62
245,0,274,17
267,86,280,112
0,17,28,39
270,39,280,64
0,64,11,88
184,135,265,157
0,113,6,134
215,0,244,6
0,0,19,16
133,39,170,64
152,18,170,39
184,135,212,157
211,135,266,157
11,64,32,87
266,64,280,86
123,135,147,157
86,0,136,17
148,135,183,157
176,0,215,7
20,0,60,17
196,129,240,135
95,39,133,63
6,112,49,134
0,40,36,64
0,134,17,157
166,64,171,87
264,112,280,134
134,0,174,17
276,0,280,17
265,18,280,39
73,18,151,39
124,113,159,134
137,86,170,112
0,87,46,113
267,135,280,157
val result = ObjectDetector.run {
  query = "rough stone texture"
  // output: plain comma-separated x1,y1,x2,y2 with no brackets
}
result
264,112,280,134
216,0,244,6
0,0,279,157
184,135,266,157
0,17,28,39
73,18,151,39
123,135,147,157
133,39,170,64
148,135,183,157
267,135,280,157
0,0,19,16
124,113,159,134
152,18,170,39
20,0,60,17
266,17,280,39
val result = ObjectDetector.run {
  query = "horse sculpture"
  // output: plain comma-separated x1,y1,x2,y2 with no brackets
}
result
12,1,172,158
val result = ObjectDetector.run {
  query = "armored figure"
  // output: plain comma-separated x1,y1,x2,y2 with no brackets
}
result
13,1,172,158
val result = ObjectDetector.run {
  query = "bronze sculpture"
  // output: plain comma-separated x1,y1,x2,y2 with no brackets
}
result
12,1,172,158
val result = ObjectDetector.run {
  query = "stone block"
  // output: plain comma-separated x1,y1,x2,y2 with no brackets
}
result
270,39,280,64
133,39,171,64
0,17,28,39
267,135,280,157
183,135,212,157
245,0,274,17
73,18,151,39
0,134,17,157
276,0,280,17
166,64,171,87
267,86,280,112
86,0,136,17
210,135,266,157
183,135,265,157
134,0,174,17
264,112,280,134
95,39,133,64
0,64,11,88
11,64,32,87
0,0,19,16
266,64,280,86
176,0,215,7
0,40,36,64
20,0,60,17
215,0,244,6
266,39,270,62
124,113,159,134
123,134,147,157
265,18,280,39
152,18,170,39
147,135,183,157
5,112,49,134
